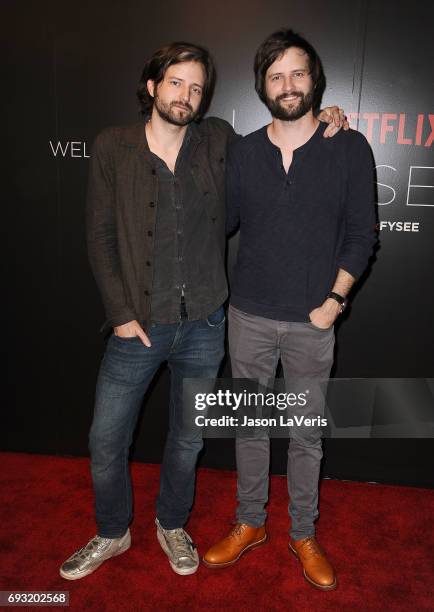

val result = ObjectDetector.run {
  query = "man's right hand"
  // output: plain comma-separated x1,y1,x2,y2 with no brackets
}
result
113,320,152,347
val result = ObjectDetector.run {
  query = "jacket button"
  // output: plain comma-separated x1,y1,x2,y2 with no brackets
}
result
151,169,156,175
149,201,155,207
146,261,151,266
211,216,217,222
144,289,150,296
219,157,225,163
204,191,209,196
147,230,153,236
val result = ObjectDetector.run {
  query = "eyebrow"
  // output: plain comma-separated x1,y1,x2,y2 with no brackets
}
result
167,75,203,88
268,68,308,77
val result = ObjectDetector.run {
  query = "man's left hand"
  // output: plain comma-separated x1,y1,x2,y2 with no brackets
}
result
318,106,349,138
309,298,341,329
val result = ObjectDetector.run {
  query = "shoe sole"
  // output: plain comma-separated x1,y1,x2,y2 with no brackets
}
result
202,533,268,569
288,542,337,591
59,538,131,581
156,529,199,576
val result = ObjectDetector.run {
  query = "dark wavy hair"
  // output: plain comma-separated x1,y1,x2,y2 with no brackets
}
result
137,42,216,120
254,29,326,113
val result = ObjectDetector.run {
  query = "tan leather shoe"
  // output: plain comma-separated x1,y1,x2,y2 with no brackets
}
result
289,536,337,590
203,523,267,568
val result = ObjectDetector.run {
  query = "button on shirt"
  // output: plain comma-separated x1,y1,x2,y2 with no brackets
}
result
149,128,209,323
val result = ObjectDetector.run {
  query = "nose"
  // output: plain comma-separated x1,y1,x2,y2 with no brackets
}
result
282,74,296,90
179,83,190,102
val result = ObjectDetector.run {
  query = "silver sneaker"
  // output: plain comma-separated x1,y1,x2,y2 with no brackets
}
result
59,529,131,580
156,519,199,575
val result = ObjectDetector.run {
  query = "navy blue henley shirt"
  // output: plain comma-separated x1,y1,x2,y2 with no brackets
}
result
226,122,377,322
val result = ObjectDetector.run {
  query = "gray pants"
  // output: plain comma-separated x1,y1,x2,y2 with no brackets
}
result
229,305,335,540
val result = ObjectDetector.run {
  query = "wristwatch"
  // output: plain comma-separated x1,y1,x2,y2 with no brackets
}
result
327,292,347,313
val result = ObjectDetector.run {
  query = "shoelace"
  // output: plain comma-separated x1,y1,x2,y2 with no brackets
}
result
167,529,194,559
299,537,323,558
229,523,248,539
77,536,110,560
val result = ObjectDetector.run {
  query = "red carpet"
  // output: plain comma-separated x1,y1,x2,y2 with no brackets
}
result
0,452,433,611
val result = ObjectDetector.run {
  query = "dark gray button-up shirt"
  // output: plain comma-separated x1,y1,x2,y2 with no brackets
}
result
149,128,209,323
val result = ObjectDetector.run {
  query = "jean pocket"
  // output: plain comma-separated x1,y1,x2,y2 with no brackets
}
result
112,334,140,341
206,305,226,328
307,320,333,332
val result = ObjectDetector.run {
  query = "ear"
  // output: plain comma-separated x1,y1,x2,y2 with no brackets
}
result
147,79,155,98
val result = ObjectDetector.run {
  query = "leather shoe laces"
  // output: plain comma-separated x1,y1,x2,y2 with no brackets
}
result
229,523,248,538
299,536,323,558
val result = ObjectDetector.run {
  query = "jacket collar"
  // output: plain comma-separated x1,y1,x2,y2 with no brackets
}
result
188,120,203,143
120,118,204,153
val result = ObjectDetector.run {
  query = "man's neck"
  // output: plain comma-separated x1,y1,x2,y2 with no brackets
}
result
146,109,188,153
267,111,319,150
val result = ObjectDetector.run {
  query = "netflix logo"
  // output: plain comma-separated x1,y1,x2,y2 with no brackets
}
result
348,113,433,147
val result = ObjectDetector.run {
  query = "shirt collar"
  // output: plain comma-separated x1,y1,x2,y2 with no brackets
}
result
261,120,326,156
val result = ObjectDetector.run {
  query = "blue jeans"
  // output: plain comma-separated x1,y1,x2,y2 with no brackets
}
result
88,306,225,538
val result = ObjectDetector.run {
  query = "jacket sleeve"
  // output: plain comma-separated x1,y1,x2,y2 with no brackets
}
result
336,133,377,279
86,129,138,329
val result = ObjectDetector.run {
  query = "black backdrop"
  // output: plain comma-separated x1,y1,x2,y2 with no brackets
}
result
4,0,434,487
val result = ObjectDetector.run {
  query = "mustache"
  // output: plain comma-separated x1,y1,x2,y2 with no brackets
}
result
170,101,193,112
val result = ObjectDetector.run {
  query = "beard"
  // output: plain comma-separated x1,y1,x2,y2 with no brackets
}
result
265,88,314,121
154,94,198,126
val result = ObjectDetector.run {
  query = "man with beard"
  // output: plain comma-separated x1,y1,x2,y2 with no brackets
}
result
203,30,376,591
59,41,346,580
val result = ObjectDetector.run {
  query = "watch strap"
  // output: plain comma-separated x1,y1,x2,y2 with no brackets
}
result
327,292,347,312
